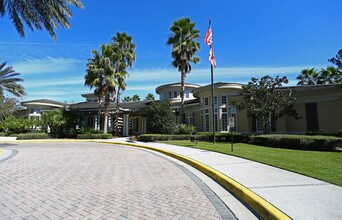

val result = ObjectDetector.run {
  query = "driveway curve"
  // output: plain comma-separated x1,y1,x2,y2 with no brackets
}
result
0,142,232,219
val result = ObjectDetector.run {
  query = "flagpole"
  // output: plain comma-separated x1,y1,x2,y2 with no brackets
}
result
211,58,216,144
209,19,216,144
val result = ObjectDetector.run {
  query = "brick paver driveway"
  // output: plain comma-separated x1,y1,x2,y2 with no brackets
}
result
0,142,232,219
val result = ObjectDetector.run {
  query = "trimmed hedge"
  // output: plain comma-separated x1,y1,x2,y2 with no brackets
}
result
139,134,201,142
76,133,113,139
139,133,248,143
140,133,342,151
15,133,50,140
305,131,342,138
249,134,342,151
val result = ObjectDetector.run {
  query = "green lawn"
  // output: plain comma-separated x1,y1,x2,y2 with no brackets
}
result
161,140,342,186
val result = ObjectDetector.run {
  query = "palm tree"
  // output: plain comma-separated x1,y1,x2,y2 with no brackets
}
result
85,48,117,134
0,0,84,40
111,32,136,136
296,68,320,86
0,61,26,97
166,17,200,123
319,66,341,85
145,93,155,100
123,96,132,102
132,94,140,101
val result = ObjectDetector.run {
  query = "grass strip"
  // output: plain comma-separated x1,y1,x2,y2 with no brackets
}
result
162,140,342,186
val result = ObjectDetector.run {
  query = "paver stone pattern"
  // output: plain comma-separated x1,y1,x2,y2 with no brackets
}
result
0,142,223,219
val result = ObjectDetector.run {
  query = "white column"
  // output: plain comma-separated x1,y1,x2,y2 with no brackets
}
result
94,116,98,130
123,114,129,136
108,116,112,131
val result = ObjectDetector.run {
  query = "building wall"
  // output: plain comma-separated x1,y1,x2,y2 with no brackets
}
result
317,100,342,131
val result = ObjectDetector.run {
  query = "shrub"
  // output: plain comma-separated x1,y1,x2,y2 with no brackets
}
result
15,133,50,140
76,133,112,139
175,124,196,135
139,134,204,142
0,116,41,135
305,131,342,138
249,134,342,151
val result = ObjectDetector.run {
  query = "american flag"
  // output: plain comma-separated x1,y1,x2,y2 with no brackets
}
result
209,46,216,68
204,28,212,46
205,26,216,68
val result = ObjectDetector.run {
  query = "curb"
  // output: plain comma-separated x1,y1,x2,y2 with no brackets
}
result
95,141,292,220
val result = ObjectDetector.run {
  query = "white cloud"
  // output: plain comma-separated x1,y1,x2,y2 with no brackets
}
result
23,77,84,88
13,57,84,74
127,65,322,83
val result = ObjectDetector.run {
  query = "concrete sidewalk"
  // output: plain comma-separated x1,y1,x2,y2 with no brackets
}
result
110,138,342,220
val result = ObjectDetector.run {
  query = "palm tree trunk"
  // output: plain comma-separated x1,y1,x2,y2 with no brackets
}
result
179,71,186,124
97,97,102,131
115,88,121,136
103,95,110,134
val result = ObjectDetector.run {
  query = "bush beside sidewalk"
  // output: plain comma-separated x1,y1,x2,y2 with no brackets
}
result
140,133,342,151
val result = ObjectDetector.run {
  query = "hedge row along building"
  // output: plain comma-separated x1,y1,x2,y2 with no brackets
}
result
20,82,342,136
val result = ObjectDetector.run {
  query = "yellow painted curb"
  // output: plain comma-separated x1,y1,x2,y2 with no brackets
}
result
95,141,292,220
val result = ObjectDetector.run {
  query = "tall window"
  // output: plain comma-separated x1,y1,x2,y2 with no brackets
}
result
185,90,190,98
174,91,178,98
168,91,172,99
230,108,237,131
204,97,209,106
214,96,218,105
214,108,218,132
222,108,228,131
205,114,210,132
221,96,227,105
205,109,210,131
185,114,194,125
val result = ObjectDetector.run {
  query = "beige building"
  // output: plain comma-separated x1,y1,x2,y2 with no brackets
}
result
19,83,342,135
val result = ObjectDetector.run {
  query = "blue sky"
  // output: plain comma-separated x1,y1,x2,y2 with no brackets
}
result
0,0,341,103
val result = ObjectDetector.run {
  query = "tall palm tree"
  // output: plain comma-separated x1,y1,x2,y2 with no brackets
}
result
166,17,200,123
0,61,26,97
0,0,84,40
296,68,320,86
85,48,117,134
111,32,136,136
319,66,341,85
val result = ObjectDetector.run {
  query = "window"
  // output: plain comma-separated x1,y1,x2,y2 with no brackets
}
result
204,97,209,106
30,109,34,113
168,91,172,99
256,118,264,132
221,96,227,105
205,114,210,132
214,113,218,132
185,90,190,98
214,96,218,105
185,114,194,125
222,108,228,131
174,91,178,98
36,108,41,114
